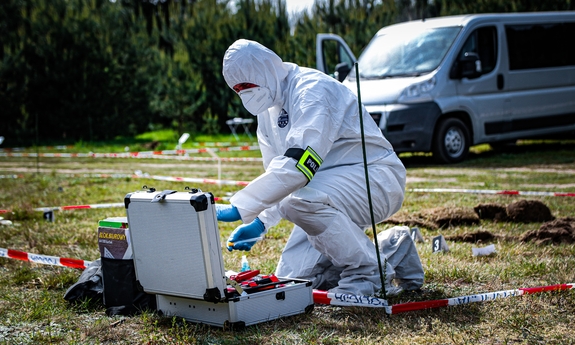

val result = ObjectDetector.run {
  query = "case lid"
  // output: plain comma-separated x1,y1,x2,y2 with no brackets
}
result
125,190,226,301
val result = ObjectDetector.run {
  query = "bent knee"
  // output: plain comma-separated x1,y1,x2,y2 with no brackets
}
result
279,195,338,236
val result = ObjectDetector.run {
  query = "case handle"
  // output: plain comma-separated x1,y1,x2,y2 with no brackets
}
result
151,190,177,203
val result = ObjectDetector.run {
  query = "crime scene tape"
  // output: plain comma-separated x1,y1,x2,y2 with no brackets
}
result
134,145,260,155
0,195,233,214
0,172,250,187
408,188,575,197
0,203,124,215
128,173,249,186
0,152,263,162
2,247,573,315
0,142,256,151
313,283,575,314
3,174,572,197
0,247,92,269
0,145,262,160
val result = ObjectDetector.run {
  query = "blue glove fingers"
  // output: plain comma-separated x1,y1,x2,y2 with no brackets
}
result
227,241,255,252
216,204,241,222
226,218,265,252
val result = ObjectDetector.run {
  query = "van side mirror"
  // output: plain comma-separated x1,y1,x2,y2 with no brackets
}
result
334,62,351,82
459,52,482,79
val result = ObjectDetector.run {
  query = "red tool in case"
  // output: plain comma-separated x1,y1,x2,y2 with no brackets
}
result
125,188,314,328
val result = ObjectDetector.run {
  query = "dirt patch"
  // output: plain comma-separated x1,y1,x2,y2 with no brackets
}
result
520,217,575,245
385,207,479,230
506,200,554,223
425,207,480,228
386,200,556,231
445,231,497,243
383,215,438,230
474,203,508,221
474,200,554,223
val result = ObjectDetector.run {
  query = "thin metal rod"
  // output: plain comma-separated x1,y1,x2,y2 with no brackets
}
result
355,62,387,300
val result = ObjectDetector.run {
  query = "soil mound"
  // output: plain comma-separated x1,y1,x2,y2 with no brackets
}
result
474,203,508,221
386,200,556,232
385,207,480,230
383,215,437,230
506,200,554,223
520,217,575,245
424,207,480,228
445,231,497,243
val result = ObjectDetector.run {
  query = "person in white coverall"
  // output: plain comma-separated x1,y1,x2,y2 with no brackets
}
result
216,39,422,296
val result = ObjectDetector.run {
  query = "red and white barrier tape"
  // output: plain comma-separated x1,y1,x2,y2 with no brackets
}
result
313,290,389,308
409,188,575,197
4,174,572,197
313,283,575,314
135,145,260,155
0,195,233,215
0,175,23,179
0,145,262,160
2,247,572,314
130,173,249,186
0,143,258,153
0,247,92,269
1,172,250,187
0,203,124,214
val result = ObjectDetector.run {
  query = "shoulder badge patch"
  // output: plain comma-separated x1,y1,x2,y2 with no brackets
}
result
278,109,289,128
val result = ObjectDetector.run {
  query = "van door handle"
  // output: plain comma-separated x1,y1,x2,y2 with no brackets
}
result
497,74,504,90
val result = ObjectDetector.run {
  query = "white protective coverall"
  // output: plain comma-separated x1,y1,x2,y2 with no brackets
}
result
222,39,423,296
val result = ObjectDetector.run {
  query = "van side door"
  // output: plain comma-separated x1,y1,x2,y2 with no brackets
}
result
451,25,510,144
316,34,357,81
502,21,575,137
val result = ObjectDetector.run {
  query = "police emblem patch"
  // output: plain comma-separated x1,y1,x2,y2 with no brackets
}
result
278,109,289,128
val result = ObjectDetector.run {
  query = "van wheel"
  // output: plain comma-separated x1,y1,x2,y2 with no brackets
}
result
433,118,470,164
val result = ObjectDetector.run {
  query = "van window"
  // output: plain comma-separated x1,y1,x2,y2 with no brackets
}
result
321,39,355,77
506,22,575,70
356,26,460,79
458,26,497,74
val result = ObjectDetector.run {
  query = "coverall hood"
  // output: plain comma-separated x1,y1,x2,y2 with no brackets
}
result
222,39,291,108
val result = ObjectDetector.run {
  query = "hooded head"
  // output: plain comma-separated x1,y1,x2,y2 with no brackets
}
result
222,39,290,115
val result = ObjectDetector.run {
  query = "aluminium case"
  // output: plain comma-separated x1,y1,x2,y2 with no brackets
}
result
155,279,314,328
124,190,314,327
125,190,225,301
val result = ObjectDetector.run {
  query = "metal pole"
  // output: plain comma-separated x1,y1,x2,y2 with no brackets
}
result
355,62,387,299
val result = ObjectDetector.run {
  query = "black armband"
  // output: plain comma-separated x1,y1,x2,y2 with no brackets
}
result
284,146,323,181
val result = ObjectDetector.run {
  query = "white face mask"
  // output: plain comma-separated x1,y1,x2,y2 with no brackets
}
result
238,87,273,116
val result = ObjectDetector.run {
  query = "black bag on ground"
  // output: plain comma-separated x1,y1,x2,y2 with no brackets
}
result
63,259,104,304
101,257,156,316
63,258,156,316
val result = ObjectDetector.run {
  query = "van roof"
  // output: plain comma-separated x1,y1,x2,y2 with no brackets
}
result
377,12,575,35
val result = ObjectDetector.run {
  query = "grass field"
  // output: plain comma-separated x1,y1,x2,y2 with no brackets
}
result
1,138,574,344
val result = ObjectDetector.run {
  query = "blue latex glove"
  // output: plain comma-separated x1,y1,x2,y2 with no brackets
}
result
216,204,241,222
226,218,265,251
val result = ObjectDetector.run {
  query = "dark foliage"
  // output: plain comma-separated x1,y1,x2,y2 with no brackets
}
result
1,0,572,146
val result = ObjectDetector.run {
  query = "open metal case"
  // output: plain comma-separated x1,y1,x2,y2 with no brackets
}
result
125,188,314,328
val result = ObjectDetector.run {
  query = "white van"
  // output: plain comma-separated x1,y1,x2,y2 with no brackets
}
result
316,12,575,163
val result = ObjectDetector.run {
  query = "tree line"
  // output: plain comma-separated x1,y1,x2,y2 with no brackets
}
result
1,0,572,146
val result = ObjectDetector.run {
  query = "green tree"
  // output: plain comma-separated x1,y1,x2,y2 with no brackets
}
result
149,59,206,137
0,0,161,145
